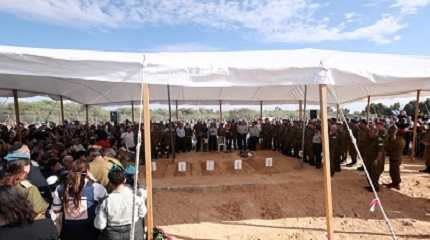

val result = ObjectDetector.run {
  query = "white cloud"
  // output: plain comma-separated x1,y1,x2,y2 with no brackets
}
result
391,0,430,14
0,0,422,44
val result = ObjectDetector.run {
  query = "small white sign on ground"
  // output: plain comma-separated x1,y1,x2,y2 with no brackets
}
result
265,157,273,167
152,162,157,172
178,161,187,172
234,159,242,170
206,160,215,171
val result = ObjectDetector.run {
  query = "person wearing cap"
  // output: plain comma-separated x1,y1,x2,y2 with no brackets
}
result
357,119,370,171
2,145,49,220
384,124,405,189
346,119,359,167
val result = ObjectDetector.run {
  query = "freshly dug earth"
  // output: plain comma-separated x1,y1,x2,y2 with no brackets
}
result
139,151,430,240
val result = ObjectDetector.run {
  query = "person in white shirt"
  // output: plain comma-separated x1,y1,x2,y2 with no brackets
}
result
248,122,260,151
237,120,248,151
121,128,135,151
176,122,186,153
94,167,147,240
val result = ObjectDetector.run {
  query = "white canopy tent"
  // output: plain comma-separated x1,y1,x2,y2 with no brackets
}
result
0,45,429,105
1,45,430,240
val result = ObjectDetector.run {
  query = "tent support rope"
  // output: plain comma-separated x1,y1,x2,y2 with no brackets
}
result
328,86,398,240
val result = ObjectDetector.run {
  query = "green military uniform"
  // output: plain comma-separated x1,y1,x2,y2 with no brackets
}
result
422,130,430,171
261,121,274,150
357,125,370,166
304,124,315,165
334,124,346,172
384,130,405,187
366,129,386,191
346,123,359,165
293,123,302,158
16,180,49,219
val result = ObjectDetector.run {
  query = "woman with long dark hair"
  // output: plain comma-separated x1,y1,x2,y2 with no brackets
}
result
52,161,107,240
0,186,57,240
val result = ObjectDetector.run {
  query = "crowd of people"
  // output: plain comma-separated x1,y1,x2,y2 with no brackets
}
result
0,110,429,239
0,121,147,240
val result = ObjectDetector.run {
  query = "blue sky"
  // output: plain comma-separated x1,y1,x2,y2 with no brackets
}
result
0,0,429,111
1,0,430,54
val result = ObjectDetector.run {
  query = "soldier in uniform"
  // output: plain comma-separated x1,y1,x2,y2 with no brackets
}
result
346,119,359,167
282,120,292,156
357,120,370,171
420,126,430,173
365,121,386,192
334,122,346,172
293,121,302,158
384,125,405,189
261,118,274,150
304,121,315,165
2,145,49,219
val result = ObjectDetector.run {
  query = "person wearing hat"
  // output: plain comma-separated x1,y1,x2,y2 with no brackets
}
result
357,119,370,171
384,124,405,189
2,144,49,220
261,118,273,150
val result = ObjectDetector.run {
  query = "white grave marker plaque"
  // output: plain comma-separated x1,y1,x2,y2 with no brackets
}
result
206,160,215,171
234,159,242,170
178,161,187,172
265,157,273,167
152,162,157,172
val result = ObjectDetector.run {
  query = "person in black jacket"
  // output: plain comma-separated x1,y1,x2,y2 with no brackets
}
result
0,186,58,240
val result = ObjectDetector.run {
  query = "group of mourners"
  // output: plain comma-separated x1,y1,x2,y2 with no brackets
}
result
0,110,430,240
0,121,147,240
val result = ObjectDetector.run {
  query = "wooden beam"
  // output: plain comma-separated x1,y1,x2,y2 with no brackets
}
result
167,85,175,159
143,83,154,240
299,100,303,120
319,84,334,240
13,90,20,125
60,96,65,124
131,101,135,124
175,100,179,121
260,101,263,119
366,96,371,123
219,100,223,122
411,89,421,160
85,104,89,125
13,90,21,142
336,104,340,120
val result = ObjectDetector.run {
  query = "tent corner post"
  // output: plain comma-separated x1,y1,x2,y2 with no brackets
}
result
319,84,334,240
366,96,371,123
260,101,263,119
85,104,89,125
219,100,223,122
143,83,154,240
175,100,179,121
12,89,21,142
411,89,421,160
60,96,65,125
299,100,303,120
131,101,135,124
167,85,175,159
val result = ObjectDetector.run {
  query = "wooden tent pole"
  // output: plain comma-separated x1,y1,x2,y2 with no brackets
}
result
131,101,135,124
299,100,303,120
336,104,340,120
300,85,308,167
85,105,89,125
13,90,21,142
60,96,65,124
319,84,334,240
175,100,179,121
143,83,154,240
366,96,371,123
13,90,20,125
219,100,223,122
411,89,421,160
260,101,263,119
167,85,175,159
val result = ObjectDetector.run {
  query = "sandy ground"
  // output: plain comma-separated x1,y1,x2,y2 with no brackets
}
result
139,150,430,240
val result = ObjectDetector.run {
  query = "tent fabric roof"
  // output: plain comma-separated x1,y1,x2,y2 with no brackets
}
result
0,45,429,105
